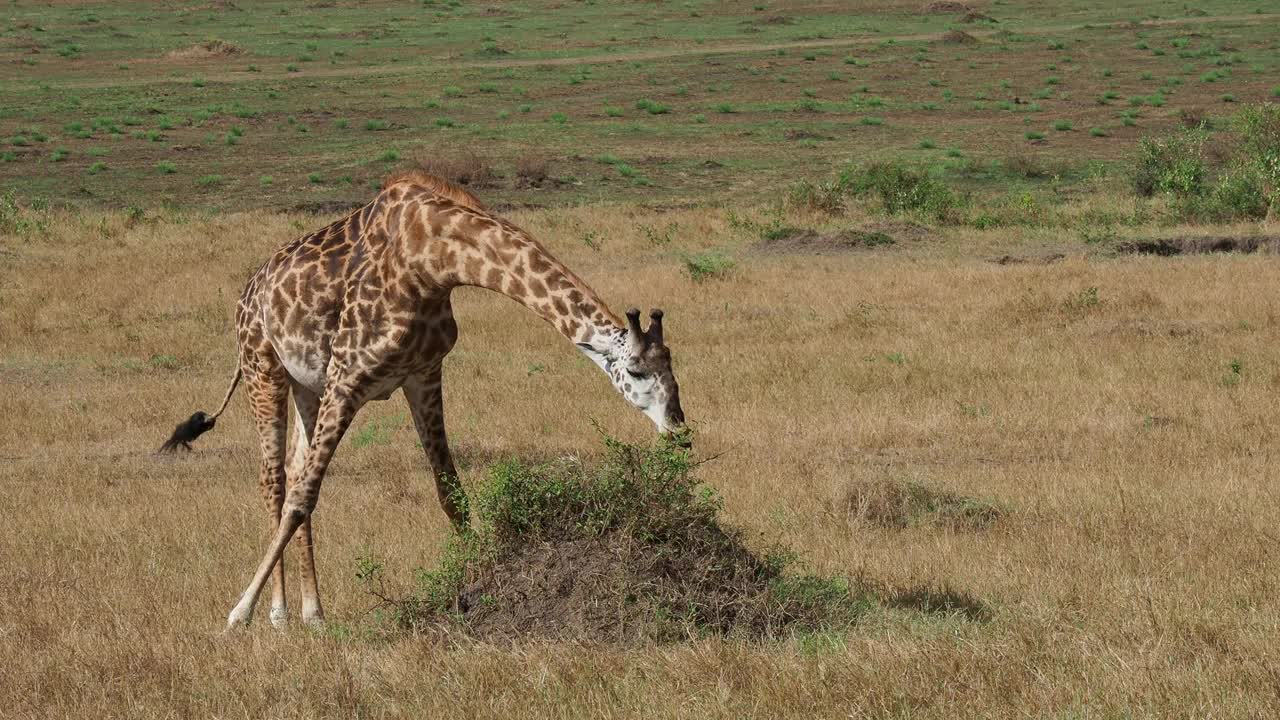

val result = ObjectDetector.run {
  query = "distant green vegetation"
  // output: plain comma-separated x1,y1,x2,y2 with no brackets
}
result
0,1,1275,211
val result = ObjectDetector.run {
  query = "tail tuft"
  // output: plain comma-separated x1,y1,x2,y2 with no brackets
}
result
159,411,217,454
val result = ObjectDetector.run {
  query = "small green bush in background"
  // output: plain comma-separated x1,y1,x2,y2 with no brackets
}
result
837,161,959,218
682,250,736,281
1131,126,1207,196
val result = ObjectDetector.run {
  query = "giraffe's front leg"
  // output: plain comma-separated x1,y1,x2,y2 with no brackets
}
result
404,371,469,530
227,385,363,631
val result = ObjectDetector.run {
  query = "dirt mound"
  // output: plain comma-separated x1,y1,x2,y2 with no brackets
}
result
941,30,978,44
377,438,864,644
165,40,243,59
959,11,996,22
1116,235,1280,256
457,516,790,643
923,1,972,14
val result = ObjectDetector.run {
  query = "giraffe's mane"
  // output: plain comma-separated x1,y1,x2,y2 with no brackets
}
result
382,170,487,212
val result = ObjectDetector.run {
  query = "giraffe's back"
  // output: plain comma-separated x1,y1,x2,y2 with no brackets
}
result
235,184,464,394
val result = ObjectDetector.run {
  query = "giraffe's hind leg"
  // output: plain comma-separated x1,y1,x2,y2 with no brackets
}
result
243,362,291,629
404,370,469,530
287,383,325,627
227,377,367,631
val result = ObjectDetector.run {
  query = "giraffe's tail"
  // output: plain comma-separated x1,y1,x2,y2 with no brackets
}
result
158,365,243,454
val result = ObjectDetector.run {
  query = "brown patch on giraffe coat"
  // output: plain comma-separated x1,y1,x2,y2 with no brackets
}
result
464,255,484,283
528,253,551,274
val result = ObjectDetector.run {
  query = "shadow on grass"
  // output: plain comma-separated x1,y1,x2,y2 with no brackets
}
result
880,583,993,622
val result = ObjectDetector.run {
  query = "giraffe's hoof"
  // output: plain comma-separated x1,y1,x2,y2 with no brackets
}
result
269,606,289,630
225,606,254,632
302,612,326,630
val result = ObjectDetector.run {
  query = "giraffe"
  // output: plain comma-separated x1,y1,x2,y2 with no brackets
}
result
162,171,688,630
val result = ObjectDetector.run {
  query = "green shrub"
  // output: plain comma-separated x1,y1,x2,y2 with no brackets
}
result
1131,126,1207,196
635,98,671,114
682,250,736,281
837,161,959,218
156,160,177,174
1130,104,1279,219
1199,169,1269,219
786,179,845,213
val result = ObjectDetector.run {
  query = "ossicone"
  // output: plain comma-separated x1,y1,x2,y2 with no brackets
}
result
647,308,664,344
625,307,645,341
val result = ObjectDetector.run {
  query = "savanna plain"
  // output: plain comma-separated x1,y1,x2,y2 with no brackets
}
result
2,1,1280,718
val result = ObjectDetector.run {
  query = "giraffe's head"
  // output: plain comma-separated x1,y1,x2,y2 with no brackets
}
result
616,308,688,443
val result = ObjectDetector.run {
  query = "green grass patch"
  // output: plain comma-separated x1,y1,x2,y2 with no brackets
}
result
682,250,736,282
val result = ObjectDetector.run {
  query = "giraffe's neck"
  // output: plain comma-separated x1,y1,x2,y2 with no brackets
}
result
419,208,629,365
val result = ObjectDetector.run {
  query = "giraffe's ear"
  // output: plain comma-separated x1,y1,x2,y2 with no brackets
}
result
648,309,664,344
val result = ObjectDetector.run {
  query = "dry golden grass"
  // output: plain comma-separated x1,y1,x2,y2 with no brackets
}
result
2,203,1279,718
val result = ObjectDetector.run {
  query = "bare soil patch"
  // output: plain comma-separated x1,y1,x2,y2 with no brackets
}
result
1116,235,1280,256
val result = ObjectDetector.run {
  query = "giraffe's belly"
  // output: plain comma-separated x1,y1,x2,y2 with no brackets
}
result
277,346,329,395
